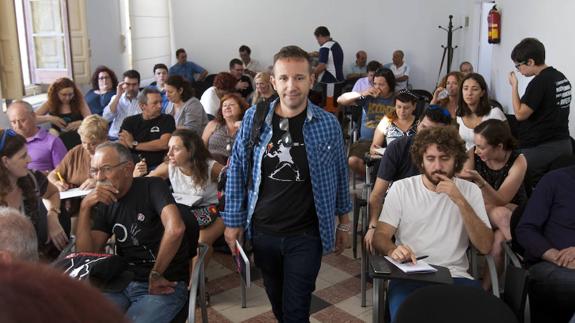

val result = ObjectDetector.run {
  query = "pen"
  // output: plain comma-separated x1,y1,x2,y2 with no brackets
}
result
56,171,65,183
401,255,429,264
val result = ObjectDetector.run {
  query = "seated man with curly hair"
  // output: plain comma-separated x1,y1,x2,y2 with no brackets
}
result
373,126,494,321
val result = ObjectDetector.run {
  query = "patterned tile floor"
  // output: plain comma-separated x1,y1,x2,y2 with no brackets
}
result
195,238,373,323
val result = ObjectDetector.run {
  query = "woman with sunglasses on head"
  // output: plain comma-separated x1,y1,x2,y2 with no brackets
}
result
0,129,69,258
456,73,507,151
460,119,527,290
202,93,248,165
148,129,224,294
36,77,92,149
431,71,463,118
370,89,418,156
85,66,118,116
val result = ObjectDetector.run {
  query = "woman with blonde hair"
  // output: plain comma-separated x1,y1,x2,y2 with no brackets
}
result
48,115,109,192
251,72,277,105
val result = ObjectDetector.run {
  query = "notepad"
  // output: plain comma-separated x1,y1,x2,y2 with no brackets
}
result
373,147,386,156
385,256,438,274
60,188,92,200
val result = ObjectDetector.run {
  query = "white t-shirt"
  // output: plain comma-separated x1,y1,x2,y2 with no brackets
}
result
457,108,506,150
379,175,491,278
169,160,218,207
390,63,410,91
200,86,220,117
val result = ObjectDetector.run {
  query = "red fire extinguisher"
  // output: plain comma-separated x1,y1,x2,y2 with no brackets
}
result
488,4,501,44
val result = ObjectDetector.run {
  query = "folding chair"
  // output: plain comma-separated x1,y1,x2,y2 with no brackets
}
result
187,243,209,323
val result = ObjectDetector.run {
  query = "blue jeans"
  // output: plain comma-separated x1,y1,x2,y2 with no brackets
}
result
529,261,575,323
105,280,188,323
252,229,323,323
388,277,481,322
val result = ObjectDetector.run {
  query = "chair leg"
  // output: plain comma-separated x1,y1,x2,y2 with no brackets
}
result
485,255,500,297
352,195,360,259
241,277,247,308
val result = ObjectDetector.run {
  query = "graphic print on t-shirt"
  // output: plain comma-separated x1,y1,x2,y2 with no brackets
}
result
265,137,305,182
113,219,156,262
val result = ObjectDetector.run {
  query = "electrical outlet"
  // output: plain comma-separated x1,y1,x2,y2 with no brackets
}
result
465,16,470,27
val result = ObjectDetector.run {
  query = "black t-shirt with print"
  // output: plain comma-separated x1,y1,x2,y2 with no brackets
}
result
252,109,318,235
518,66,571,148
91,177,189,282
120,114,175,168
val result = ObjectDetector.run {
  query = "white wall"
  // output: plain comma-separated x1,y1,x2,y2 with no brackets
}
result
170,0,475,92
486,0,575,135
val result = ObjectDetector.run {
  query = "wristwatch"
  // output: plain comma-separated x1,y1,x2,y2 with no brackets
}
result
149,270,162,280
131,140,139,149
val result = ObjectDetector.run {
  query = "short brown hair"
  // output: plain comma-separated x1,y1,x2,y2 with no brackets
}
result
410,126,468,174
273,45,312,74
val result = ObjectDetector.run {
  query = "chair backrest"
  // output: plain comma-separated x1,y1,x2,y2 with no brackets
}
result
395,284,518,323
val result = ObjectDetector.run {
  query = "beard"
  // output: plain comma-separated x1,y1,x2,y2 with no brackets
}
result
423,169,454,185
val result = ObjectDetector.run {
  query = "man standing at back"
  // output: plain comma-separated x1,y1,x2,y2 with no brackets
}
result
313,26,344,113
169,48,208,84
223,45,352,322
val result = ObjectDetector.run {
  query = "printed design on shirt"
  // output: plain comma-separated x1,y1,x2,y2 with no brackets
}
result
150,126,160,133
265,137,305,182
65,257,106,280
365,102,395,128
556,79,572,108
113,222,156,262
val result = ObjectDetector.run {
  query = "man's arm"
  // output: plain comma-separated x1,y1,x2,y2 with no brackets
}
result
508,72,534,121
51,137,67,169
76,185,117,252
365,179,391,253
436,174,493,254
103,94,121,121
150,204,185,276
134,133,171,152
373,221,398,256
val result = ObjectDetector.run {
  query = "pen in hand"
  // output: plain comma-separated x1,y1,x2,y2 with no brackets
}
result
56,171,65,183
401,255,429,264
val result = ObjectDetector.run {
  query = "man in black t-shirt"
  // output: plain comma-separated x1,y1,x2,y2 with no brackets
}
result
229,58,254,99
509,38,572,191
365,106,452,252
76,142,196,323
119,87,175,172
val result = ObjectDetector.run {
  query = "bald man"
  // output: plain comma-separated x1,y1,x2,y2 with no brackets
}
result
7,100,67,172
347,50,368,80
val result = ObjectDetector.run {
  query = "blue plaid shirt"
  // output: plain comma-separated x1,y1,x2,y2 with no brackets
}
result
221,99,352,254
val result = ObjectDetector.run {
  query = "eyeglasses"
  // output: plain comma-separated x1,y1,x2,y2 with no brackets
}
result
98,76,111,80
427,105,451,118
89,161,128,177
279,118,293,147
0,129,17,153
514,61,527,69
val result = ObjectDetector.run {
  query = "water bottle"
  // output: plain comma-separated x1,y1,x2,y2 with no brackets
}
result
437,89,449,100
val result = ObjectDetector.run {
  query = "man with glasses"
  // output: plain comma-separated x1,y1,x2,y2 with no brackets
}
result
365,106,453,252
508,37,572,191
223,45,351,322
118,87,175,171
229,58,254,99
7,100,67,172
103,70,143,140
76,142,195,323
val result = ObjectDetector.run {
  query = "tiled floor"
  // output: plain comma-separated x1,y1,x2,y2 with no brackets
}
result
196,238,373,323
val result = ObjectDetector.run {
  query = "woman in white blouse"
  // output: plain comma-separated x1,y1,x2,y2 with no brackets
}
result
456,73,506,150
149,129,224,275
